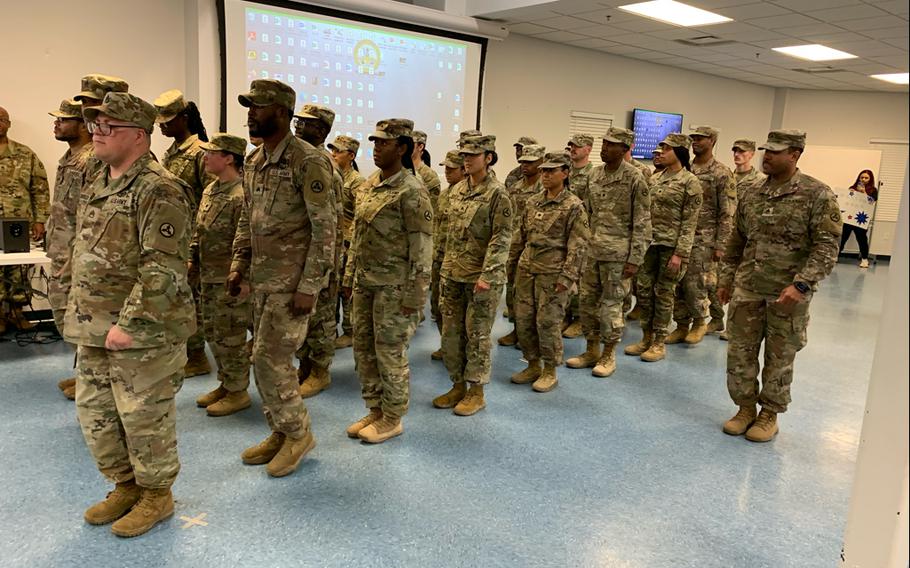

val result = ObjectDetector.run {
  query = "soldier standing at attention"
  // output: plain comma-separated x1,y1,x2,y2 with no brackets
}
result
154,89,215,378
498,143,545,347
625,144,653,179
624,134,701,363
190,134,252,417
623,146,658,321
562,134,594,339
227,79,335,477
68,93,194,537
505,136,538,189
718,130,840,443
331,135,365,350
412,130,441,212
510,152,589,392
432,134,512,415
567,128,651,377
342,119,432,443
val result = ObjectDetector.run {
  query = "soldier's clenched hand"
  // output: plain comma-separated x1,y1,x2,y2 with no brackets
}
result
622,263,638,279
666,254,683,274
226,271,243,297
774,284,803,311
105,325,133,351
474,279,491,294
289,292,316,316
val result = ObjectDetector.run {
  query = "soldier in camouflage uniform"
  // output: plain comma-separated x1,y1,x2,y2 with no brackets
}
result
228,80,335,476
718,130,841,443
412,130,442,212
342,118,433,444
667,126,735,346
562,134,595,339
67,93,195,537
622,147,657,321
433,134,512,416
567,128,651,378
510,152,589,392
504,136,538,189
498,143,545,347
0,106,49,332
154,89,216,378
190,133,252,417
625,134,702,363
626,145,653,179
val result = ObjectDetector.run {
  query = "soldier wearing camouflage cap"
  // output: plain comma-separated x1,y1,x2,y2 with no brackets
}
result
68,90,195,537
410,130,442,213
717,129,840,443
73,73,129,106
563,134,596,339
505,135,539,188
229,79,335,475
331,135,366,350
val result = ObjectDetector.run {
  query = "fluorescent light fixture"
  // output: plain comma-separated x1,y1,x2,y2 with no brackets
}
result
772,44,857,61
618,0,732,27
870,72,909,85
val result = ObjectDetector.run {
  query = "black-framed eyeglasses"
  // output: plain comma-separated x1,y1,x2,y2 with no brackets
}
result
87,121,144,136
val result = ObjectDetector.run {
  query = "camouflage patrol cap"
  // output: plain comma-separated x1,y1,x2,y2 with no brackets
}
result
49,99,82,119
514,136,538,147
689,125,719,139
413,130,428,145
540,152,571,169
153,89,188,123
603,127,635,147
83,92,157,133
567,134,594,147
238,79,296,111
517,144,546,162
327,135,360,153
659,133,691,150
759,129,806,151
457,129,482,149
732,139,756,152
439,149,465,168
199,133,248,157
368,118,414,141
294,103,335,128
459,135,496,155
74,74,129,102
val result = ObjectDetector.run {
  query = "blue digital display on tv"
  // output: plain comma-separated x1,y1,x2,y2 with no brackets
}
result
631,108,684,159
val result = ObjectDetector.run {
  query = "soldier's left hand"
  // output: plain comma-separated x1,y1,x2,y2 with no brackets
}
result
105,325,133,351
474,279,491,294
622,263,638,279
713,249,724,262
775,285,803,310
32,222,46,242
666,254,683,274
289,292,316,317
555,282,569,293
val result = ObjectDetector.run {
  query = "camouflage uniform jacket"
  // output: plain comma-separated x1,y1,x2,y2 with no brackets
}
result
630,159,652,179
734,167,765,191
64,153,195,348
433,183,460,265
504,165,522,189
508,176,543,223
190,178,244,284
162,134,214,207
230,132,336,296
343,168,433,308
340,166,366,245
569,162,594,202
691,157,736,253
511,188,589,289
649,168,703,259
585,161,652,266
0,139,49,223
46,143,99,274
720,169,841,296
441,174,513,286
416,161,441,211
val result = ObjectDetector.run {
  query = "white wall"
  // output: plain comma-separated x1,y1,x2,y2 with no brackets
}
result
781,89,910,146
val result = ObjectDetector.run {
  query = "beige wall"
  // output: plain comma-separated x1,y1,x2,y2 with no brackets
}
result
781,89,910,146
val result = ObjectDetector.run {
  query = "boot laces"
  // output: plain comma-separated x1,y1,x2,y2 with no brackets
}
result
754,411,774,428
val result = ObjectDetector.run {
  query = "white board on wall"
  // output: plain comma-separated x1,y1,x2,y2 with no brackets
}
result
797,145,882,199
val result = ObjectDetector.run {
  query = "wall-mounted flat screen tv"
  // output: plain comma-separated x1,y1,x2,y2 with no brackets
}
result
631,108,684,159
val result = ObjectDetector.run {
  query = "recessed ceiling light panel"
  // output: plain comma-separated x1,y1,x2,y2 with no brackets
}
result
772,44,857,61
618,0,732,27
870,73,909,85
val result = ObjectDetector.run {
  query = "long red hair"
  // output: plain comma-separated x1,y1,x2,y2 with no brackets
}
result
852,169,876,194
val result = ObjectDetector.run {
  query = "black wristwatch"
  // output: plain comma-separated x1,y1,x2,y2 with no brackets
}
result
793,281,811,295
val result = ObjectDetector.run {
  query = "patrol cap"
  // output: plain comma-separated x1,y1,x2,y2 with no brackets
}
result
540,152,571,169
689,125,719,139
439,149,465,168
658,133,691,150
413,130,428,145
327,135,360,154
603,127,635,147
74,74,129,102
294,103,335,129
759,129,806,151
517,144,546,162
651,148,662,155
238,79,296,111
153,89,188,124
567,134,594,147
49,99,82,119
732,139,756,152
83,92,157,133
459,134,496,155
199,133,248,157
514,136,538,147
368,118,414,141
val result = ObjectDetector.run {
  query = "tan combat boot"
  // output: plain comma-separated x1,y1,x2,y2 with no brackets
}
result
110,487,174,538
358,415,403,444
63,385,76,400
665,324,689,344
722,404,758,436
685,319,708,344
566,339,601,369
299,365,331,398
241,432,285,465
347,408,382,438
84,480,141,525
592,343,617,378
497,329,518,347
453,384,486,416
183,347,211,378
640,334,666,362
267,430,317,477
624,330,652,356
196,385,227,408
8,307,35,330
532,365,558,393
511,359,542,384
430,348,444,361
432,381,467,409
745,408,779,442
206,390,252,417
719,330,729,341
706,318,725,334
58,377,76,392
562,321,583,339
333,334,353,349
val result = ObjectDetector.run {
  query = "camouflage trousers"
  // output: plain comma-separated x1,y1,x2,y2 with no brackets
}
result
200,283,251,392
47,262,70,337
338,249,353,336
706,263,725,321
514,270,570,366
440,278,503,385
673,243,711,325
637,245,687,335
505,257,518,321
75,343,186,489
251,292,313,439
0,265,32,306
297,272,339,370
187,280,205,352
579,260,630,344
430,259,443,334
727,288,811,414
352,283,420,418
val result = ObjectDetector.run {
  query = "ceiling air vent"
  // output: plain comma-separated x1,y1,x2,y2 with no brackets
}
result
675,36,732,46
793,66,844,74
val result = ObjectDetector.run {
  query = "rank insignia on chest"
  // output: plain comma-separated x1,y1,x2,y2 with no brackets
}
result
534,211,545,220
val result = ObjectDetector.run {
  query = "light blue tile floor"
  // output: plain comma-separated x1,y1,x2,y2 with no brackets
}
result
0,260,887,568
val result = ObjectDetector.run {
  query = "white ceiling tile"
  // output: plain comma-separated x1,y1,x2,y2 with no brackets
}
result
475,6,563,21
717,3,791,20
570,8,639,25
610,18,680,33
872,0,910,16
803,4,891,21
508,22,557,35
766,0,860,11
704,22,793,41
571,24,636,39
598,44,654,55
872,27,910,40
565,37,619,49
693,51,750,62
532,15,596,30
647,28,716,40
533,30,590,42
745,14,824,29
828,41,903,57
549,0,616,15
848,16,907,31
882,37,910,51
684,0,761,8
870,53,910,67
803,31,875,44
772,22,845,36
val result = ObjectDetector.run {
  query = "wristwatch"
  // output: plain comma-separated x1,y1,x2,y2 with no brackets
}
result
793,281,811,295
